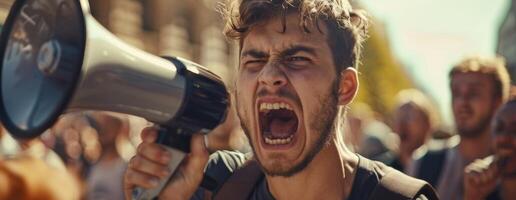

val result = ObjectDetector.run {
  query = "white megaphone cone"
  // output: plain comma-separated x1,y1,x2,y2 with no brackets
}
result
0,0,229,199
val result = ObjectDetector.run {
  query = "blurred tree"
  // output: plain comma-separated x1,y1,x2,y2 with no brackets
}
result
355,23,415,120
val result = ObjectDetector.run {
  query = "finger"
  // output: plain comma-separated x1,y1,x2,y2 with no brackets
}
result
465,169,480,182
182,134,209,178
137,143,172,165
465,163,484,174
124,168,161,190
486,164,499,182
156,134,209,200
472,173,482,185
190,134,208,157
480,169,494,184
129,156,171,179
141,127,158,143
189,134,209,162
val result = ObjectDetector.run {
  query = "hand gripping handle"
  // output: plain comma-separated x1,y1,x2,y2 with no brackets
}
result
132,127,191,200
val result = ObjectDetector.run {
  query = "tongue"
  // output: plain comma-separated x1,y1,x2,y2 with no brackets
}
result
270,118,296,138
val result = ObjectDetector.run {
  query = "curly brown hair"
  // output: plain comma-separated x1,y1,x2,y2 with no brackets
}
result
221,0,369,72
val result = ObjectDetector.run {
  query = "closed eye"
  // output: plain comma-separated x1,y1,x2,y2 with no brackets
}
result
286,56,309,62
284,56,311,67
243,59,267,72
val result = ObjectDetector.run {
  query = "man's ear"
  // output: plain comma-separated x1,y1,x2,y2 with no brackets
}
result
338,68,359,105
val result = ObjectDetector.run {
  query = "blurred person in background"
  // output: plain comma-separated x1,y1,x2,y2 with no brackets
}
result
15,136,66,171
407,56,511,200
50,113,100,180
0,155,81,200
85,111,128,200
348,103,399,168
347,102,373,152
0,122,65,171
0,122,20,158
357,117,399,165
0,119,78,199
390,89,439,171
463,98,516,200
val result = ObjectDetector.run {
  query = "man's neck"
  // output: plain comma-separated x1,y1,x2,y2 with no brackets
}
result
458,129,492,162
399,145,416,168
266,138,359,200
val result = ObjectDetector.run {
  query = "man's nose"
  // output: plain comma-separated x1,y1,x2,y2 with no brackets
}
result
258,62,287,89
453,95,468,107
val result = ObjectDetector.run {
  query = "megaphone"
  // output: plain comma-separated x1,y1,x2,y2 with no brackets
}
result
0,0,229,199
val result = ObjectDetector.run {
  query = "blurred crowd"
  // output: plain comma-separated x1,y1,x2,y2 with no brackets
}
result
0,50,515,200
0,107,249,200
347,56,516,200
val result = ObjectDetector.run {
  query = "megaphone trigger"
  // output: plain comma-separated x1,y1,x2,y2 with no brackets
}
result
204,134,210,149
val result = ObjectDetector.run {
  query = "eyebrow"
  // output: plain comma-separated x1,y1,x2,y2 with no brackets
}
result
241,49,269,59
279,45,317,58
241,45,317,59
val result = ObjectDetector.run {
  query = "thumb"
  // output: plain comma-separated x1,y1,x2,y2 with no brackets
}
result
191,134,208,156
184,134,209,175
157,134,209,200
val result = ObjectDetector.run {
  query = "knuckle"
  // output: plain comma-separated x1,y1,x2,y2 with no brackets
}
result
126,169,139,183
140,145,160,160
130,156,142,169
128,156,137,168
137,144,146,154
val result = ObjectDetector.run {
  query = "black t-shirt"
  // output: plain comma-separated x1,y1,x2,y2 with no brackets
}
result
191,151,429,200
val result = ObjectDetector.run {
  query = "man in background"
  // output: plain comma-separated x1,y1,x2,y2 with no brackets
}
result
464,98,516,200
85,111,128,200
408,56,511,200
390,89,439,171
0,155,81,200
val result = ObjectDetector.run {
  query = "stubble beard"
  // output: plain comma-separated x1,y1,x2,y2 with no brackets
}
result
457,104,497,139
236,82,339,177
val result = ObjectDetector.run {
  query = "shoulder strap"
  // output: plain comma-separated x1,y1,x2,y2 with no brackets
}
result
369,166,438,200
416,149,447,186
212,159,264,200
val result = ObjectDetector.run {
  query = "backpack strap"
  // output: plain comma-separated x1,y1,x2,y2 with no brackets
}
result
416,149,447,187
212,156,438,200
212,159,264,200
369,165,438,200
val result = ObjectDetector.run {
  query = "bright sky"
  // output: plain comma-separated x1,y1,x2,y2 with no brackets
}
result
358,0,511,127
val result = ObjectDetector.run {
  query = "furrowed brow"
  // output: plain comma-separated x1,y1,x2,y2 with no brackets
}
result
241,49,269,59
280,45,317,57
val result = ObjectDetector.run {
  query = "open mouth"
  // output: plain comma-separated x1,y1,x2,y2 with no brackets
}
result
259,102,299,146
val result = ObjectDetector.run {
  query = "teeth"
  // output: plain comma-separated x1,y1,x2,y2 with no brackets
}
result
273,103,279,109
259,102,293,111
264,134,294,145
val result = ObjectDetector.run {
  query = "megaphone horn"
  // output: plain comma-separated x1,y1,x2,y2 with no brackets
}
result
0,0,229,199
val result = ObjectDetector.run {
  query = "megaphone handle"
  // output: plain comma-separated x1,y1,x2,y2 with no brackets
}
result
132,127,189,200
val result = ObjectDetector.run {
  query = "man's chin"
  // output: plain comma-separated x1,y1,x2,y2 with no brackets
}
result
457,124,488,138
261,160,302,177
256,149,318,177
253,152,301,177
